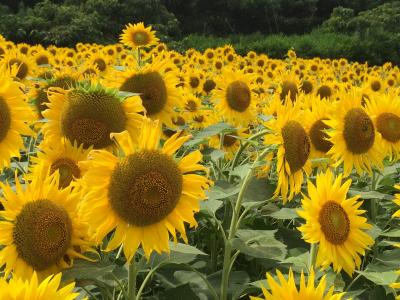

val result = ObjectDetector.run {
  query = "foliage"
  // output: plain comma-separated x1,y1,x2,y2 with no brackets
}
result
0,0,180,46
170,30,400,65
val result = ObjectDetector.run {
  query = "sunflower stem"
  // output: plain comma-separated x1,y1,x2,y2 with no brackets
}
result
228,129,269,183
128,257,138,300
308,243,318,271
220,147,271,300
137,48,142,67
370,170,378,223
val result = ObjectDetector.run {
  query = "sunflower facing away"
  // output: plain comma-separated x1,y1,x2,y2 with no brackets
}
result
0,67,34,170
0,272,81,300
0,167,93,280
297,169,374,276
250,268,347,300
78,118,211,259
212,69,256,127
264,100,312,202
42,84,144,149
325,89,384,176
120,22,159,49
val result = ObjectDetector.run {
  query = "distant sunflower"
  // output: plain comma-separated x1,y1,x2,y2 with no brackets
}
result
264,100,311,202
365,92,400,160
2,51,34,81
0,67,34,170
120,22,159,49
325,89,384,176
212,69,256,127
297,169,374,276
42,84,144,149
0,168,92,279
117,56,180,127
250,268,346,300
0,272,80,299
79,118,211,259
209,129,249,159
29,139,91,189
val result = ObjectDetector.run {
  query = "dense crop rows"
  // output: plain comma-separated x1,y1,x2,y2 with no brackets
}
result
0,23,399,299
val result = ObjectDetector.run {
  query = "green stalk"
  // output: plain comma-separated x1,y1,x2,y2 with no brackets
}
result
308,243,318,270
220,148,271,300
228,129,269,183
128,257,138,300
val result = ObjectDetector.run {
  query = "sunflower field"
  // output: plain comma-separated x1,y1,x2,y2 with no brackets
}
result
0,22,399,300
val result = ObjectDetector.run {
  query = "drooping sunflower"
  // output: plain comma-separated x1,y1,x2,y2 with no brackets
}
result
117,56,181,127
297,169,374,276
120,22,159,49
264,100,312,202
212,69,256,127
364,92,400,160
78,118,211,259
325,89,384,176
0,272,81,299
0,168,93,279
0,67,34,170
29,139,91,189
250,268,346,300
42,84,145,149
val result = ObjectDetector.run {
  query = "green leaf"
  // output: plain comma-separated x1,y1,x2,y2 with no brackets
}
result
210,149,225,161
200,198,223,215
348,190,393,201
268,208,299,220
356,270,399,286
206,182,240,200
185,123,233,147
150,243,208,265
62,259,116,282
232,230,287,261
243,178,275,202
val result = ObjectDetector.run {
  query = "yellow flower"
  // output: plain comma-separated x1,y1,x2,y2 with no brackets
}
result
0,272,82,300
120,22,159,49
0,67,34,170
116,55,181,127
0,168,93,279
250,268,347,300
297,169,374,276
212,69,256,127
79,118,211,259
264,100,311,202
42,84,144,149
364,91,400,160
325,89,384,176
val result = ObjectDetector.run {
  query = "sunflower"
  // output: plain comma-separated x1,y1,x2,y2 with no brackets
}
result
297,169,374,276
181,88,203,119
250,268,346,300
120,22,159,49
209,128,249,159
0,272,81,299
78,118,211,259
276,71,301,103
29,139,91,189
2,50,34,81
364,92,400,160
325,89,384,176
0,168,93,279
303,97,334,159
212,69,256,127
264,100,311,202
31,73,78,119
33,50,53,67
42,84,144,149
0,67,34,170
117,56,181,127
